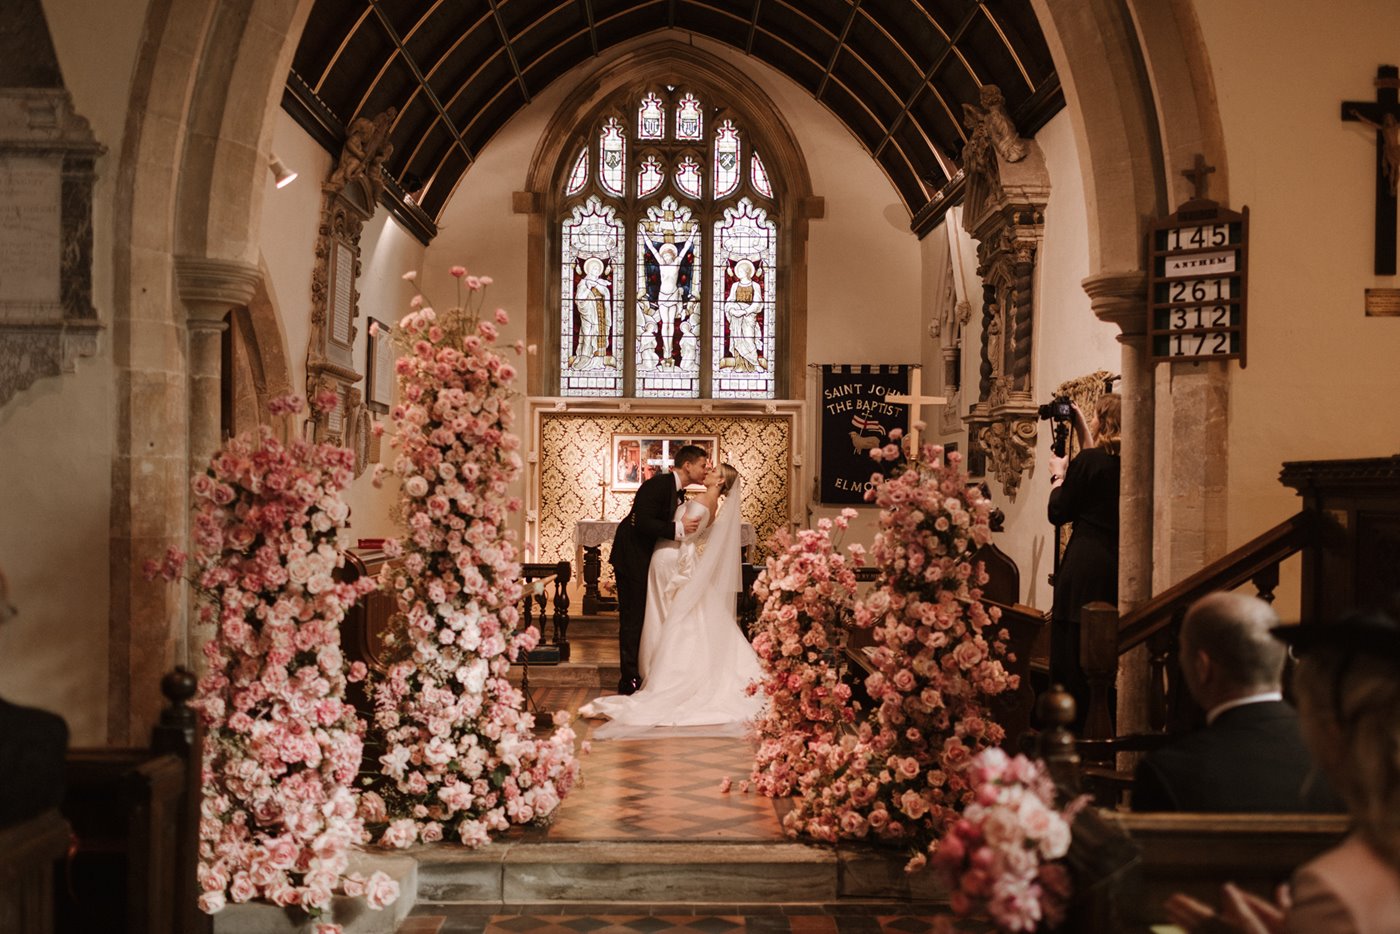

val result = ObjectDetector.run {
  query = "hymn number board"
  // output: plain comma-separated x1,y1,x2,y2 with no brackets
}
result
1148,203,1249,366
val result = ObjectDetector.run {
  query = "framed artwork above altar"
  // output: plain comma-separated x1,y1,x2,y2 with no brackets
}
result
611,433,719,491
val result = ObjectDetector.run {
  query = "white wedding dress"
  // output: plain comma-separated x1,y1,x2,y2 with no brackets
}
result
582,478,764,738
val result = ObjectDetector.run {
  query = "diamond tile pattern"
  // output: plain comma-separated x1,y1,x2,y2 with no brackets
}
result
547,734,783,841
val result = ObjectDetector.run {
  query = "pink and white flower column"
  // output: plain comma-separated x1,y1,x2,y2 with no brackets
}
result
753,439,1019,872
749,511,864,798
147,394,399,929
367,268,579,848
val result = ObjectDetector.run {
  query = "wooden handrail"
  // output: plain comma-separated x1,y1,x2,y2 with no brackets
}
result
1117,510,1318,653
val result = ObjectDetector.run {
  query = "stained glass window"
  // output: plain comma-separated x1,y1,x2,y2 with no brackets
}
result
636,197,700,398
676,93,703,140
560,196,624,396
638,93,664,139
638,154,663,197
556,86,782,400
712,199,776,398
675,155,702,199
565,148,588,196
751,152,772,198
714,120,740,197
599,118,625,196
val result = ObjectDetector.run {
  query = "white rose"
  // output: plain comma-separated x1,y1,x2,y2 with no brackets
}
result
404,475,430,498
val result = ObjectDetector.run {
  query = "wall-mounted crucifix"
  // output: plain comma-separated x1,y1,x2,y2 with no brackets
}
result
1342,65,1400,276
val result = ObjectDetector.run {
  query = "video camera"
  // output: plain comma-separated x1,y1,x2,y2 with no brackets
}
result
1038,396,1074,422
1039,395,1074,458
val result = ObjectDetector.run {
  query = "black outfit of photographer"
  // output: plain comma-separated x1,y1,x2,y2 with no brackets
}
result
1047,407,1119,730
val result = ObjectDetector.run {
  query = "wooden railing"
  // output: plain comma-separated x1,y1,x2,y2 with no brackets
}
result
1081,510,1319,739
521,560,571,661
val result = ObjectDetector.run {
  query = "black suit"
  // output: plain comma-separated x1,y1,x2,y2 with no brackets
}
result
0,698,68,828
1131,700,1342,813
611,470,683,688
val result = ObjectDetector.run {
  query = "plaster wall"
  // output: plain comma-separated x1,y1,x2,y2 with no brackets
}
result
1193,0,1400,616
0,0,151,743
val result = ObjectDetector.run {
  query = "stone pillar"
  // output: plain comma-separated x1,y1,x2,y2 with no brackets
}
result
1084,270,1153,737
174,257,259,663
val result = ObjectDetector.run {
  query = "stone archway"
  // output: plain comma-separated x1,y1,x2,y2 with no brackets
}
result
1030,0,1228,734
108,0,310,741
224,267,296,439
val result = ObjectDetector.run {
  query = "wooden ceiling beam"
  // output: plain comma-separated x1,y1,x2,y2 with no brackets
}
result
488,0,532,103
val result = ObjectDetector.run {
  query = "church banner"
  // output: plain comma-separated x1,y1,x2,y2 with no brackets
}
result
818,364,911,504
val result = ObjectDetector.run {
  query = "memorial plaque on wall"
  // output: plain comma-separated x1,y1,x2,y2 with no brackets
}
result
818,364,910,504
1148,201,1249,366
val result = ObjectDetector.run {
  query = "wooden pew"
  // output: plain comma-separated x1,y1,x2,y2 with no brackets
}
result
0,810,70,934
56,669,205,934
1035,687,1348,929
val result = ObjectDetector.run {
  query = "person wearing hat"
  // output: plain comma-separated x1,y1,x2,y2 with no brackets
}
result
1132,591,1341,813
1165,603,1400,932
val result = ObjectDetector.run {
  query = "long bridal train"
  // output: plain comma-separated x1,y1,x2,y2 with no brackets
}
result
581,477,764,737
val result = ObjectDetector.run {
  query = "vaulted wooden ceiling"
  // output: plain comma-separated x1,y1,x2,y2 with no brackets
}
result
285,0,1061,241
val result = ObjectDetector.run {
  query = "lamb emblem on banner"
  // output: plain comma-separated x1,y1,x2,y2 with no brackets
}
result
849,414,887,455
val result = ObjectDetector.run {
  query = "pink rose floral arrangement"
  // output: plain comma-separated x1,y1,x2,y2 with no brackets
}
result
931,747,1083,932
749,509,865,797
146,394,398,927
366,266,579,848
759,439,1018,869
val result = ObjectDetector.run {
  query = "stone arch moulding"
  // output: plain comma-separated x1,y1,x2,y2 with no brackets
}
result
517,40,820,401
110,0,309,744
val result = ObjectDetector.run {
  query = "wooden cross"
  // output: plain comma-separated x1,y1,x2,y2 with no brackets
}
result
886,366,947,459
1342,65,1400,275
1181,154,1216,202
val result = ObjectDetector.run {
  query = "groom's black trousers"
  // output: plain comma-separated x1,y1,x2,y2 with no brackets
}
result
613,559,647,687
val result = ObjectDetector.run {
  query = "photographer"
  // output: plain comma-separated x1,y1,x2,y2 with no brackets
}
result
1046,393,1121,729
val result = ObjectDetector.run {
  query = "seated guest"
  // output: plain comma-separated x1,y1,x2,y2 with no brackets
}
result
1165,604,1400,931
0,563,70,829
1132,591,1340,813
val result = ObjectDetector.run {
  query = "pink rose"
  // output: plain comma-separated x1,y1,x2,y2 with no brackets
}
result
365,870,400,909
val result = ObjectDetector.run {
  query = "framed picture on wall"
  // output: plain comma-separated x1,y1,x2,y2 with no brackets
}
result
610,434,720,492
366,317,394,413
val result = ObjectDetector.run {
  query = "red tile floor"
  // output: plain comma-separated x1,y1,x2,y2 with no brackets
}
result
396,629,958,933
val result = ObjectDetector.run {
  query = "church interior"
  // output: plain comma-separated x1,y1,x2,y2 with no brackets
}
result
4,0,1400,931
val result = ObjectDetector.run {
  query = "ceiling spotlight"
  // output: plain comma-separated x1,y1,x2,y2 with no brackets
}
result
268,154,298,189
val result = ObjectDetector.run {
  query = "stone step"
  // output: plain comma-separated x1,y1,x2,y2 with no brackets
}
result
410,839,943,906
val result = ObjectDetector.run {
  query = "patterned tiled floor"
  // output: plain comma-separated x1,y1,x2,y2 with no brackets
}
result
398,619,955,933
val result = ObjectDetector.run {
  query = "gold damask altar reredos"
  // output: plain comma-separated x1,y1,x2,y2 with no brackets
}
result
535,414,791,567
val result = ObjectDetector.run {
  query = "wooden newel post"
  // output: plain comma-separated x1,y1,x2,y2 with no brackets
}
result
151,666,210,934
1079,601,1119,743
1035,685,1081,794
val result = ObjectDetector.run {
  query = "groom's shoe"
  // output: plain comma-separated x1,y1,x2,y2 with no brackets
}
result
617,677,641,695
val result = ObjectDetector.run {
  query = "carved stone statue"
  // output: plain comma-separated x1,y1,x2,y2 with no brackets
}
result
328,107,397,195
978,85,1027,163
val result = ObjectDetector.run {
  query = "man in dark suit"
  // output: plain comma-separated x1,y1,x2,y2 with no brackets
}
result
0,565,69,828
1132,591,1341,813
610,444,708,694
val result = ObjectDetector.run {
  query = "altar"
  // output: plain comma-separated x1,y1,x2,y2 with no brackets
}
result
575,519,757,614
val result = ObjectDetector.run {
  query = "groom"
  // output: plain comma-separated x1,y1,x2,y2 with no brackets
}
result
610,444,708,694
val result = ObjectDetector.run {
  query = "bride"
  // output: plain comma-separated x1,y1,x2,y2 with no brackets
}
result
581,463,764,736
